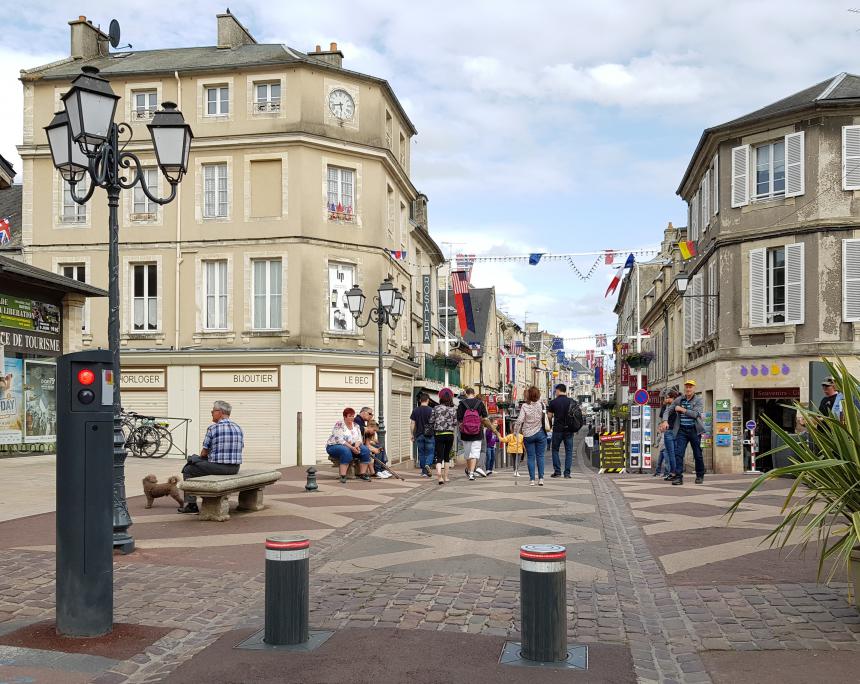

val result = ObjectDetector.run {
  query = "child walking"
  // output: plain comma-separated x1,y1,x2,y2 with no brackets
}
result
485,423,500,475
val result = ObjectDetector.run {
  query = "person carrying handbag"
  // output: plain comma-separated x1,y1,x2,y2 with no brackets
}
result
513,385,548,486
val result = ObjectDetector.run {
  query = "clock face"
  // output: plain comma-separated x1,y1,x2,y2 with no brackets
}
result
328,89,355,120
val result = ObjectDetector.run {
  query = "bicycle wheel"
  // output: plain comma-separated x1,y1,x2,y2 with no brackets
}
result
131,425,160,458
151,424,173,458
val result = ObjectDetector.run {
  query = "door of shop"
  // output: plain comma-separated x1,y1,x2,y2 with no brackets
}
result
742,388,799,471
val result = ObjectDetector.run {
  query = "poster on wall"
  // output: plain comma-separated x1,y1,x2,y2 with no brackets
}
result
0,357,24,445
24,360,56,443
328,263,356,332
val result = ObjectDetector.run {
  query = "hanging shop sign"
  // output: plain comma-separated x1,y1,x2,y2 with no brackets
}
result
422,275,432,344
201,366,280,391
0,294,62,357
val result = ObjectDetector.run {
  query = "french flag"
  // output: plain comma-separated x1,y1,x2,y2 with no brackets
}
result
605,253,635,298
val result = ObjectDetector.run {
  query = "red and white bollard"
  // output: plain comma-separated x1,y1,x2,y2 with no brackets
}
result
264,535,310,646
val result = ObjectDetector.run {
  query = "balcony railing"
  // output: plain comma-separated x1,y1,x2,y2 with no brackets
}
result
422,354,460,386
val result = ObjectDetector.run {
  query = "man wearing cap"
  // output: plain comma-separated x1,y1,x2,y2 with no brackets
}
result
670,380,705,485
819,377,838,416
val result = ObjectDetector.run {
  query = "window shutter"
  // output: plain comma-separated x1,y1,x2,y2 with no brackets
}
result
785,242,805,325
712,153,719,215
693,275,704,343
843,239,860,321
684,290,692,348
731,145,750,208
842,126,860,190
784,131,804,198
707,260,718,336
691,191,699,241
701,173,710,231
749,248,766,327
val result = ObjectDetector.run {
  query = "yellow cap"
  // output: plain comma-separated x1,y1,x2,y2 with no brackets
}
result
684,379,697,387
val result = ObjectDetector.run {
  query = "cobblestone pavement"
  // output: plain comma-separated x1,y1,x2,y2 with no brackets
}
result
0,450,858,683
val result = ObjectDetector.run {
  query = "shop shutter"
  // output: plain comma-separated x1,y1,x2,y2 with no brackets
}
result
749,248,767,327
842,125,860,190
785,242,805,325
784,131,805,198
843,239,860,322
315,391,375,464
123,392,168,419
731,145,750,208
386,394,408,464
199,390,281,464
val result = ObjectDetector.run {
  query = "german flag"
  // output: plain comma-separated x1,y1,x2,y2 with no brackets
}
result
678,240,697,260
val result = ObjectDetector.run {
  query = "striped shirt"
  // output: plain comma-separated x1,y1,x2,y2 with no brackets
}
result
202,418,244,465
678,398,696,429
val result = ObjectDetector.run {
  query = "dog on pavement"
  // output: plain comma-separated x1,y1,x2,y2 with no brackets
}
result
142,474,184,508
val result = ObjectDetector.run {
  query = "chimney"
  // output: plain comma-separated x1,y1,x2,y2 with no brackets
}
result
69,16,109,59
216,10,257,49
308,42,344,69
413,193,429,230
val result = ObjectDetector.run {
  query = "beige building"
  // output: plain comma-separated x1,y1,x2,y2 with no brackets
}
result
17,12,444,466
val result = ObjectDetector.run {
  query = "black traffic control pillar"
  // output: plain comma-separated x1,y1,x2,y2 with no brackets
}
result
56,350,116,637
520,543,568,662
264,535,310,645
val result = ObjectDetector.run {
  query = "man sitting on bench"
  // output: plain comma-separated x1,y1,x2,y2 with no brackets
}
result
178,400,244,514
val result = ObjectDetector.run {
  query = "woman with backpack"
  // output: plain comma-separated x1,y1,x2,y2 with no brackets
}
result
513,385,548,486
430,387,457,485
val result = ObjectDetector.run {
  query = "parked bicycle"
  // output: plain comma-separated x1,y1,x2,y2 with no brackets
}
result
121,409,173,458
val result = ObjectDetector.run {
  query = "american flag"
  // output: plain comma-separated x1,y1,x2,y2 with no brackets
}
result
513,340,524,355
451,270,469,294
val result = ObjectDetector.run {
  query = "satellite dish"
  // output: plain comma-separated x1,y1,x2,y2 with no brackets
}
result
108,20,121,49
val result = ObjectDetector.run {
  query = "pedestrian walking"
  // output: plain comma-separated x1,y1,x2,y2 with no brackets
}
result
430,388,457,485
457,387,497,480
484,422,499,475
654,387,679,479
546,383,583,478
669,380,705,485
410,392,435,477
513,386,548,486
501,431,524,476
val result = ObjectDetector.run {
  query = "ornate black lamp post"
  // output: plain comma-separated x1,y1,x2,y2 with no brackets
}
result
344,277,405,453
45,66,193,554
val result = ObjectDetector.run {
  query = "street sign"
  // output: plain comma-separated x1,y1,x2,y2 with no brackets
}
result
633,388,649,405
745,420,756,431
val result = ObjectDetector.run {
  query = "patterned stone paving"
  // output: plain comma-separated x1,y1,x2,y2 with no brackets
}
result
0,450,858,683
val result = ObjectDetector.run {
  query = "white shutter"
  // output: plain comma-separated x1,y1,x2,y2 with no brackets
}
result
785,242,805,325
684,291,692,348
784,131,805,198
693,275,704,343
843,239,860,321
701,173,710,231
200,390,281,465
712,153,719,215
707,260,718,336
749,248,767,327
842,126,860,190
731,145,750,208
691,191,699,241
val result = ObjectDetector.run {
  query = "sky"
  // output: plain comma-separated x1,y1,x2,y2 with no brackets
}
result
1,0,858,352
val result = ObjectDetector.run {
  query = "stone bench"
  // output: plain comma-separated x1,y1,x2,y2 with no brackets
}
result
178,469,282,521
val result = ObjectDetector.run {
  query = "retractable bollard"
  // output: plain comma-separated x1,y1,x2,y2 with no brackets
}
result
264,535,310,645
519,544,568,662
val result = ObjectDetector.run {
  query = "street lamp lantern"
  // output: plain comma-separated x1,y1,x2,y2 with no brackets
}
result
61,66,120,156
345,286,366,318
392,290,405,318
674,271,690,295
378,279,396,311
147,102,193,184
45,111,89,182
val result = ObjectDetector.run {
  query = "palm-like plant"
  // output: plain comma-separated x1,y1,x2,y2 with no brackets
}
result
727,358,860,593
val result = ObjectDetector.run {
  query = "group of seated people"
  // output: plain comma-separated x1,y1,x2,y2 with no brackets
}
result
325,407,391,483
